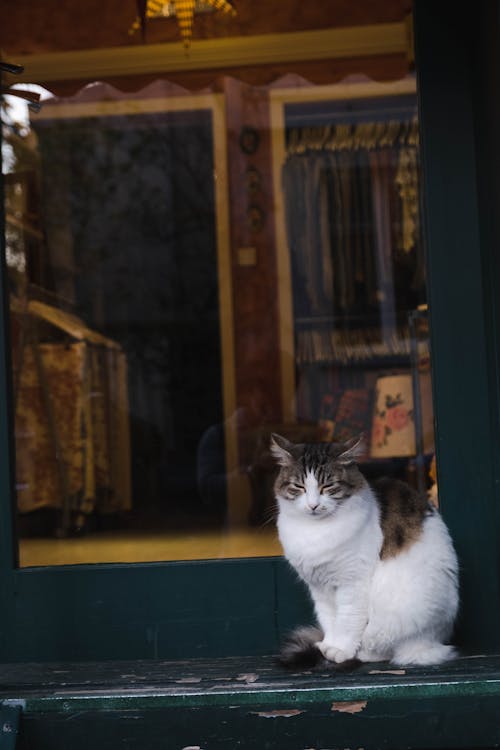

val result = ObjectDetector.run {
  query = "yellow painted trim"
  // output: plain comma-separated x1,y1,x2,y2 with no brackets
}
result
269,76,417,423
270,76,416,105
270,97,295,423
8,23,407,83
211,98,247,525
33,93,223,119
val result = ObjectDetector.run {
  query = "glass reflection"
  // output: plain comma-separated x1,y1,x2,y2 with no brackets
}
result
1,77,435,566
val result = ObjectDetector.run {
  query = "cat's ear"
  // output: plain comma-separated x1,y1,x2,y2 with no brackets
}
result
270,433,295,466
336,433,366,463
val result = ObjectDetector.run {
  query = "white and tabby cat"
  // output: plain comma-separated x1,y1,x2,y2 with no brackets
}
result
271,433,459,667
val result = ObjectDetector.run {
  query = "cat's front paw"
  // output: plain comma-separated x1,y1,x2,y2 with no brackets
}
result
315,639,356,664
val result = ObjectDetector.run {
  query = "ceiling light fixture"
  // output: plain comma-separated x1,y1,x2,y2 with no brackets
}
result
130,0,237,49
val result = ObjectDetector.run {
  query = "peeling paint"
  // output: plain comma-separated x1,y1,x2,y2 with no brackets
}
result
252,709,304,718
236,673,259,683
175,677,202,684
331,701,367,714
368,669,406,675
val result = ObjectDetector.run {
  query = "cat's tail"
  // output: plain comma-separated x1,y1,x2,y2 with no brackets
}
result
278,626,324,668
278,626,362,671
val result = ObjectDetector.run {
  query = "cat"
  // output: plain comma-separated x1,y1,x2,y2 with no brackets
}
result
271,433,459,667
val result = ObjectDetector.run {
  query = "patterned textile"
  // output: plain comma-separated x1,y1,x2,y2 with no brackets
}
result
14,318,131,516
16,342,86,513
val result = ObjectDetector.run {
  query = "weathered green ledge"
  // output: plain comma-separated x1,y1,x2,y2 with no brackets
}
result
1,653,500,713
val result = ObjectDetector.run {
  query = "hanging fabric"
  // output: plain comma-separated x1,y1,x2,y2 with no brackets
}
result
282,115,423,366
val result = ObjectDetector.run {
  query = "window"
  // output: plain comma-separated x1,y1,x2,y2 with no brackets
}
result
0,1,498,662
2,75,438,572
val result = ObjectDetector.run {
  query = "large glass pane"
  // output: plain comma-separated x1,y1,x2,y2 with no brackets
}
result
2,70,436,566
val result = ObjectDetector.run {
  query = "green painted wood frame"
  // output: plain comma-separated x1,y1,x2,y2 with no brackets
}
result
414,0,500,652
0,0,499,663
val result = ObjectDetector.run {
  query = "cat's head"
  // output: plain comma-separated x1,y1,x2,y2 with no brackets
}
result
270,434,366,519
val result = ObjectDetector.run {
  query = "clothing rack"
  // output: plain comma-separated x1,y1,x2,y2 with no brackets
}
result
286,118,419,155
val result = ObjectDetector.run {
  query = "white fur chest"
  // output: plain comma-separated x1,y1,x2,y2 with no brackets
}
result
277,491,381,588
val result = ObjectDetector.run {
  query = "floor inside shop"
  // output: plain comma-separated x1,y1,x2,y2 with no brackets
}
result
18,523,282,567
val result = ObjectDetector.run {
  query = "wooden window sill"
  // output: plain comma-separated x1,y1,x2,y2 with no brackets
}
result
1,654,500,748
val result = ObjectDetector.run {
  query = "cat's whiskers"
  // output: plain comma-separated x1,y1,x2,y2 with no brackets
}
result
260,503,278,528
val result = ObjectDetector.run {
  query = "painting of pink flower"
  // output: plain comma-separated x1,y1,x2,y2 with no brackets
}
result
386,405,410,431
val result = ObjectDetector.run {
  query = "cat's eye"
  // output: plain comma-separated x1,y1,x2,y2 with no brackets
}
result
320,484,336,493
286,483,304,499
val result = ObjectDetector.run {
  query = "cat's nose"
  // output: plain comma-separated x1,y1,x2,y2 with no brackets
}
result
308,501,319,512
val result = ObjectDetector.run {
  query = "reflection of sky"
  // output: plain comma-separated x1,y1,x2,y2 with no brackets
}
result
2,84,52,172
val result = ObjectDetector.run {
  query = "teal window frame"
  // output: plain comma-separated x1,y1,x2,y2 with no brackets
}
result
0,0,499,663
414,0,500,653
